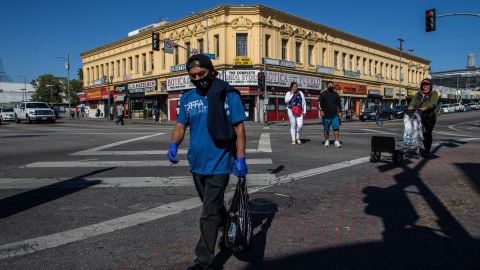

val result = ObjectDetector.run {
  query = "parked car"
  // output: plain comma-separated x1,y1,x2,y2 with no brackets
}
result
1,107,16,121
466,102,479,110
393,105,407,118
452,103,466,112
360,106,395,121
440,104,451,114
14,102,56,124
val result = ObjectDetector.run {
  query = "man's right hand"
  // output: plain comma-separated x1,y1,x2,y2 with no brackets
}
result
168,143,179,164
320,111,325,118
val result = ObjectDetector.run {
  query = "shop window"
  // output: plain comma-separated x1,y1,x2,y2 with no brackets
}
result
278,102,287,111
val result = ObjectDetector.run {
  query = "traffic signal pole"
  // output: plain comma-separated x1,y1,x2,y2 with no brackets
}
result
263,60,267,124
425,9,480,32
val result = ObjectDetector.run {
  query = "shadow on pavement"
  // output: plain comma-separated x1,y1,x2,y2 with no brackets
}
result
268,165,284,174
213,198,278,269
0,168,113,218
454,162,480,194
242,139,479,269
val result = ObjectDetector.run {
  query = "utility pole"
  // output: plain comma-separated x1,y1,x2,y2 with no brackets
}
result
398,38,404,106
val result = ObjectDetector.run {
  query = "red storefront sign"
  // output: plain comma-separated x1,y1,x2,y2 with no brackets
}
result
78,93,86,102
334,82,367,95
84,87,111,100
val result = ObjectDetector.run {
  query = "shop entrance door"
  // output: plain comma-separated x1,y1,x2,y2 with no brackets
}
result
243,97,255,121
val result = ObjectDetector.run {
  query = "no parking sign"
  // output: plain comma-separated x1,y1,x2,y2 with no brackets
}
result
164,39,174,54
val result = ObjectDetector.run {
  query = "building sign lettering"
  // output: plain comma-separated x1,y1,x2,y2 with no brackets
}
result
265,71,321,90
128,80,156,93
334,82,367,95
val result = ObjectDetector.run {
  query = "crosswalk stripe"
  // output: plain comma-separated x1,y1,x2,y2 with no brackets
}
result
0,174,277,189
21,158,273,168
71,132,272,156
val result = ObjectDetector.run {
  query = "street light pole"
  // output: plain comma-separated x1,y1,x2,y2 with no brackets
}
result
54,53,71,119
398,38,404,106
103,75,114,120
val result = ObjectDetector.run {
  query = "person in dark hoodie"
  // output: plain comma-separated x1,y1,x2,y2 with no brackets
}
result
167,54,247,270
408,78,439,158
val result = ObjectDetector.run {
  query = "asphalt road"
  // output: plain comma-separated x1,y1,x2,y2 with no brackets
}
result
0,111,479,270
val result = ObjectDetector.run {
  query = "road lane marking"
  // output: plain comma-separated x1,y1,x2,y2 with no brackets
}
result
21,158,273,168
258,133,272,152
0,156,369,259
360,128,395,134
0,174,277,189
447,120,480,133
70,133,272,155
434,131,472,137
71,133,165,155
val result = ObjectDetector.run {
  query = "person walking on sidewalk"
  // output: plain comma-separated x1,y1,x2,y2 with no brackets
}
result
167,54,247,270
374,102,383,126
408,78,439,158
116,104,124,125
109,106,114,121
285,81,306,144
318,81,343,148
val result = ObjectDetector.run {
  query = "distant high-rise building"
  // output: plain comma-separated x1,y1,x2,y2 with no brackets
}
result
467,53,476,69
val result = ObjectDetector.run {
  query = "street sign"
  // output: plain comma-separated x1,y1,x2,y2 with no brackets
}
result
171,64,187,72
204,53,215,59
164,39,174,54
191,48,199,55
263,99,269,105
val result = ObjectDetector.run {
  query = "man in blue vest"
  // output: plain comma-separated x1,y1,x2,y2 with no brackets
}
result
168,54,247,270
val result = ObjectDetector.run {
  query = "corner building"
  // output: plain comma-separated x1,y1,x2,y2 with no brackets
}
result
81,5,430,122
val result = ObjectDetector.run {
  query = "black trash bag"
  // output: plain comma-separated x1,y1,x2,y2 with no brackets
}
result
224,176,252,252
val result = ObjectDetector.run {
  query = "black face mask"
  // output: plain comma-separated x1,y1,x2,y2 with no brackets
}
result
191,73,214,92
327,86,334,91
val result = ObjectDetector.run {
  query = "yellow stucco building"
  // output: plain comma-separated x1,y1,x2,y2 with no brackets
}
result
81,4,430,122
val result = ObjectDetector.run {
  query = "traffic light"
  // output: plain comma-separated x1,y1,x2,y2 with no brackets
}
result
258,71,265,90
152,32,160,51
425,8,436,32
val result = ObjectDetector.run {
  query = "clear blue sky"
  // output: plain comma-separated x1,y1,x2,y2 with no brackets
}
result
1,0,479,83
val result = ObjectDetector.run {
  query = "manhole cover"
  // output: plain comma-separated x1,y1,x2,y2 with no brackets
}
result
249,192,295,214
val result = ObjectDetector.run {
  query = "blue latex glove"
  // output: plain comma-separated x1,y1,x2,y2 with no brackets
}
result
168,143,179,164
233,157,247,177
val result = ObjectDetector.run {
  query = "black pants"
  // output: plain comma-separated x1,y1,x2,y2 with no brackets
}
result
192,173,229,269
422,117,436,154
116,115,124,125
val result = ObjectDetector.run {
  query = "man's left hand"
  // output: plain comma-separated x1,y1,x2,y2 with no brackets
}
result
233,157,248,177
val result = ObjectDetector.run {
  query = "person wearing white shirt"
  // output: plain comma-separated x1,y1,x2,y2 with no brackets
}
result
285,81,306,144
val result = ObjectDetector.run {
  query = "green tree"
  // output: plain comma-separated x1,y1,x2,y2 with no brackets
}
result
31,74,63,104
77,68,83,81
69,79,83,105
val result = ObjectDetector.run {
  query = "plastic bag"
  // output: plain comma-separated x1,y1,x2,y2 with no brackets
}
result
403,114,413,145
225,177,252,252
402,111,423,147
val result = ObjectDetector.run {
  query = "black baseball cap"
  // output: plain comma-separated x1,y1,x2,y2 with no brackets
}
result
186,54,214,71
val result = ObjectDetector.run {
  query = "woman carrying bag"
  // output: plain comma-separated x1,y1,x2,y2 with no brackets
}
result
285,81,306,145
